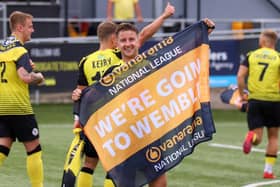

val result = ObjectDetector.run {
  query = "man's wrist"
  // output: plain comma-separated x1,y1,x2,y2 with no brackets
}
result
74,114,79,121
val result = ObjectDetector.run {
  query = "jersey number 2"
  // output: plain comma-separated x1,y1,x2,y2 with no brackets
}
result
0,61,8,83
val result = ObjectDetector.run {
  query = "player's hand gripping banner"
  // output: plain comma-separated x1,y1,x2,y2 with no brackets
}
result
79,21,216,187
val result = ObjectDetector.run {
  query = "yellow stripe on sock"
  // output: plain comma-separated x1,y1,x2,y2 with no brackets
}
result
252,133,257,143
265,156,276,165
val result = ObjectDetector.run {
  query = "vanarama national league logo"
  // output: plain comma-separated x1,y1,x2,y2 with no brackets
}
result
99,37,174,87
145,116,203,163
146,147,162,163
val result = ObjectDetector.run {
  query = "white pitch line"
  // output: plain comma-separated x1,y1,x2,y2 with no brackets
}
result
241,180,280,187
209,143,280,187
209,143,266,153
209,143,280,154
40,124,71,128
36,126,280,186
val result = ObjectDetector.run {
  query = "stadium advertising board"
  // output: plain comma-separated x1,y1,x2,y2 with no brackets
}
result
209,40,240,87
26,43,97,93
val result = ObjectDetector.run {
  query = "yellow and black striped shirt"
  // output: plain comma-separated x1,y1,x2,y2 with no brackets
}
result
78,48,122,86
0,36,33,115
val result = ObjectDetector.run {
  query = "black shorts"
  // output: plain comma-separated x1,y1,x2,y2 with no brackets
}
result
84,135,98,158
0,115,40,142
247,99,280,130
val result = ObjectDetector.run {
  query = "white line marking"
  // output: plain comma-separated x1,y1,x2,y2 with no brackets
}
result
37,126,280,186
209,143,280,154
209,143,267,153
209,143,280,187
241,180,280,187
40,124,71,128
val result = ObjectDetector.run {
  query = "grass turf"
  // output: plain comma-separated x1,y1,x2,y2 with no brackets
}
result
0,104,279,187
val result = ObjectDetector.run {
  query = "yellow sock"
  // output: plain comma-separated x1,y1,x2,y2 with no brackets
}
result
77,171,93,187
0,152,7,167
266,156,276,165
26,151,44,187
264,155,276,173
104,178,115,187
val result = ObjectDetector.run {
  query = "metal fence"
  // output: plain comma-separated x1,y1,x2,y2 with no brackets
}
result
1,2,280,42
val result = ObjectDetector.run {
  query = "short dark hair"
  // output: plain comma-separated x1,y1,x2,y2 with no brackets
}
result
116,23,139,36
97,21,117,41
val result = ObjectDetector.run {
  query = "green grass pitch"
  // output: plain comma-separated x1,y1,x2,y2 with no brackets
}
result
0,104,279,187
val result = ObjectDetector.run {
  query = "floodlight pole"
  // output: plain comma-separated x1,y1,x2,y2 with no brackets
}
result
197,0,201,21
63,0,69,36
183,0,188,19
0,3,7,39
155,0,163,18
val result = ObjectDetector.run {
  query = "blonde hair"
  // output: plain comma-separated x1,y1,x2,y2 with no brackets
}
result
261,29,278,45
9,11,33,31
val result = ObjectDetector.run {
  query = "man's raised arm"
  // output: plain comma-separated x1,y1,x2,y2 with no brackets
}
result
138,2,175,47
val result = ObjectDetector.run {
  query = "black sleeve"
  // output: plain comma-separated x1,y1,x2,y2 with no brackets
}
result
77,57,88,86
114,49,122,59
73,101,80,115
240,54,249,68
16,53,32,73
